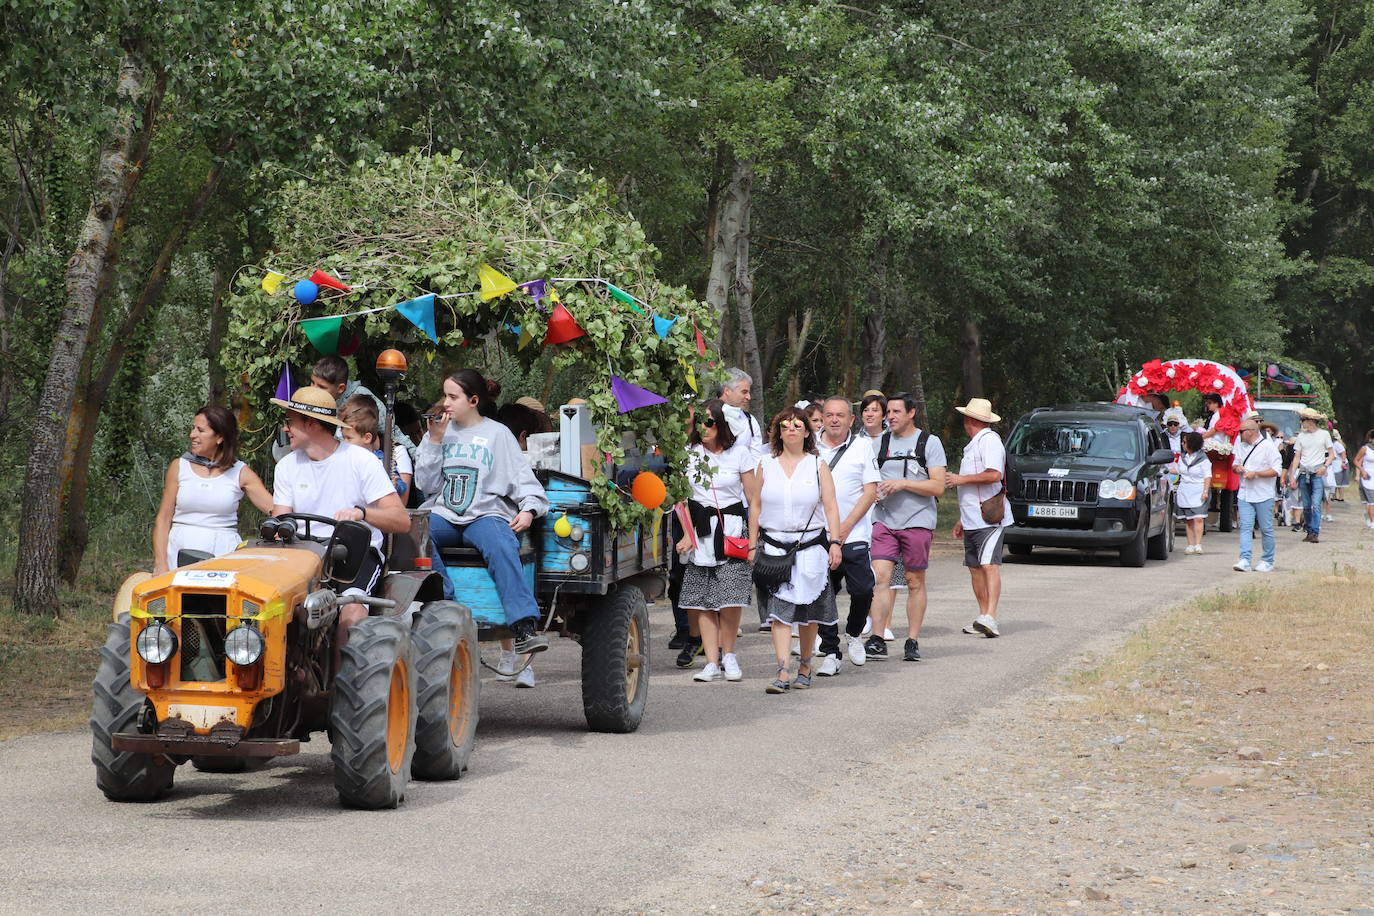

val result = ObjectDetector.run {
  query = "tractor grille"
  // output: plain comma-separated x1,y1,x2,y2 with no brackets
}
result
145,596,166,616
178,593,227,682
1018,477,1096,503
242,600,260,618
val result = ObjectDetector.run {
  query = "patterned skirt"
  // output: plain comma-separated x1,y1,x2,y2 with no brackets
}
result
679,559,753,612
766,581,839,627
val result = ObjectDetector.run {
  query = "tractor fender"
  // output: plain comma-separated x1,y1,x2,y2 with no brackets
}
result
377,570,446,616
112,572,152,621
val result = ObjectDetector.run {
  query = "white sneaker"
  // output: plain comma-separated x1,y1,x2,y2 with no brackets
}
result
815,655,841,677
882,628,895,642
722,653,742,682
962,621,980,635
1323,514,1334,522
515,664,535,688
693,662,722,682
1366,521,1374,530
861,618,873,636
1253,560,1273,573
495,649,518,679
1233,558,1252,572
847,635,867,666
972,614,1000,638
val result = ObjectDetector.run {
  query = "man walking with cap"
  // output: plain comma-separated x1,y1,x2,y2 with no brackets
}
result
946,398,1010,638
1288,407,1336,543
269,386,411,653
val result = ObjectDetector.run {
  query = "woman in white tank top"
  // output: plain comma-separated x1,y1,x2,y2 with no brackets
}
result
153,406,272,574
1355,429,1374,529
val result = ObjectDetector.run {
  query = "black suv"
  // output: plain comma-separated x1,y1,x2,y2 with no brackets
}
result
1003,403,1175,566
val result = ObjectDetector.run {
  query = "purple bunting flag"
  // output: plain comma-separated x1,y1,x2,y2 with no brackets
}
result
275,363,293,401
611,374,668,413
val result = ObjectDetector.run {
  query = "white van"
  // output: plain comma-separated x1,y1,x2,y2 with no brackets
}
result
1253,400,1305,440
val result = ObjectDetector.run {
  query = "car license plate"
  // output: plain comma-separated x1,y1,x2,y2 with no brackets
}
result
1029,504,1078,519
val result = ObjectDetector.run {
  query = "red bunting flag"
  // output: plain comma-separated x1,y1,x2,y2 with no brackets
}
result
309,269,352,293
545,302,587,345
694,321,707,356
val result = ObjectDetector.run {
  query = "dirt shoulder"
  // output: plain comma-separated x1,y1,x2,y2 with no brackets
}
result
735,573,1374,914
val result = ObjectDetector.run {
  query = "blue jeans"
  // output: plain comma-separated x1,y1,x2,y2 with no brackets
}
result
1237,498,1275,566
429,515,540,626
1297,472,1325,536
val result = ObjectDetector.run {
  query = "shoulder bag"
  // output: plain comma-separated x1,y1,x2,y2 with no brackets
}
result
711,478,750,560
971,431,1007,525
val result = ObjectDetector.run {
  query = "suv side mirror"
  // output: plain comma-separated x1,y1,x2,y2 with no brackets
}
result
1146,447,1175,465
323,520,372,585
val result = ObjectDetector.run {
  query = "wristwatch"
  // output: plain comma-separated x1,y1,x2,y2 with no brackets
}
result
829,538,843,546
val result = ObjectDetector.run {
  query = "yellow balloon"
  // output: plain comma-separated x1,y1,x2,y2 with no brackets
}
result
553,514,573,538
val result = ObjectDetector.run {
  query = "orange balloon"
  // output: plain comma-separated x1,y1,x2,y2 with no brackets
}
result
630,471,667,509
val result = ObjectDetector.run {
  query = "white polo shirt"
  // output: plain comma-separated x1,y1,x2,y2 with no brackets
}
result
1234,436,1283,503
957,427,1012,530
816,433,879,545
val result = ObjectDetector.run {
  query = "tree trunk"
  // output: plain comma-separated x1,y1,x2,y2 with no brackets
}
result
57,145,228,583
0,233,16,424
959,313,985,400
784,306,815,405
704,150,741,351
860,236,891,393
838,293,857,397
14,45,159,616
900,328,930,431
729,160,764,413
206,261,228,403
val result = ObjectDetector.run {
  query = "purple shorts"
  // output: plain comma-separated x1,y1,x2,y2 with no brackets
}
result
870,523,932,571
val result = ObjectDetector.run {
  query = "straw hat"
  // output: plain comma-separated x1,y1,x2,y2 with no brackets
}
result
515,396,546,414
954,397,1000,424
270,386,350,428
861,389,885,399
1297,406,1325,421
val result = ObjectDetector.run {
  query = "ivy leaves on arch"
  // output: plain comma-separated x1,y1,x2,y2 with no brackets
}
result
1115,359,1254,436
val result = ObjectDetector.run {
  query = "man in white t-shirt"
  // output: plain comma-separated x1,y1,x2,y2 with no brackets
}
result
1232,417,1283,572
813,396,879,675
269,386,410,650
1287,407,1336,543
720,367,767,462
945,398,1012,638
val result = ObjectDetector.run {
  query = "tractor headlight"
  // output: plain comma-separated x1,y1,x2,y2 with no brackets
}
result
224,624,266,667
1098,479,1137,501
136,621,178,665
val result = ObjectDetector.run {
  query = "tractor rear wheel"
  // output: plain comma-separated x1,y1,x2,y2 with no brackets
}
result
91,615,175,801
580,584,649,734
330,616,415,809
410,601,479,781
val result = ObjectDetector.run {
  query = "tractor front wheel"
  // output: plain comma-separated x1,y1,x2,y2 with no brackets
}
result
91,615,175,801
330,616,416,809
580,585,649,733
410,601,479,781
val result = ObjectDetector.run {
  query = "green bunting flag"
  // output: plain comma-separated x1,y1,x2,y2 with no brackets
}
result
606,282,646,314
301,315,342,354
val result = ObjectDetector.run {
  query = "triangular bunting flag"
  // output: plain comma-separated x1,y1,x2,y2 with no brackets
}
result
394,293,438,343
524,279,546,309
338,331,361,357
545,302,587,344
694,322,707,356
262,270,286,295
479,263,518,301
301,315,342,354
309,269,352,293
548,283,561,304
611,374,668,413
682,361,697,393
506,323,521,336
652,315,678,338
606,282,646,314
518,326,534,350
274,363,293,402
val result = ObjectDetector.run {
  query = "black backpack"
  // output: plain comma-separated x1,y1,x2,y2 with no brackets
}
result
876,430,932,475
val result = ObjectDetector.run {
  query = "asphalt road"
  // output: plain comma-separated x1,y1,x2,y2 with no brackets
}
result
0,507,1361,914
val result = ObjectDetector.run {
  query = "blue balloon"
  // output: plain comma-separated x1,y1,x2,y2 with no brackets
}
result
294,279,319,305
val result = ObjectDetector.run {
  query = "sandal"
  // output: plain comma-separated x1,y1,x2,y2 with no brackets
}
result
765,665,791,694
793,659,813,690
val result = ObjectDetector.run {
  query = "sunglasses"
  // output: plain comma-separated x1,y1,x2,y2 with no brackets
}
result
699,417,716,428
779,419,807,430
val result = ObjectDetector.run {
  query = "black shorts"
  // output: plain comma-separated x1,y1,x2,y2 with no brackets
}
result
828,542,876,597
339,547,384,597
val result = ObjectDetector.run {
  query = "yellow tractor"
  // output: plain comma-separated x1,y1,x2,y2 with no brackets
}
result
91,514,477,809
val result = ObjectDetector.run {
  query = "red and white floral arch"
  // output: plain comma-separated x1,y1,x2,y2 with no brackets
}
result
1114,358,1253,437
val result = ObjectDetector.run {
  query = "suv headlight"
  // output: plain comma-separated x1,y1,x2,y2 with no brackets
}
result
1098,479,1137,501
224,625,266,666
135,621,178,664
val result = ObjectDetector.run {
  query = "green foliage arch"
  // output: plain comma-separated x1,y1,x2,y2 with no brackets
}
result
224,150,717,530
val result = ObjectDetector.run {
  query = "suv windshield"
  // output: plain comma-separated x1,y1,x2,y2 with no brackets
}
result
1256,407,1302,440
1009,421,1140,461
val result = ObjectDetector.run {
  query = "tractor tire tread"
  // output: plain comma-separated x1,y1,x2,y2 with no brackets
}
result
329,616,415,809
90,616,175,802
410,601,479,781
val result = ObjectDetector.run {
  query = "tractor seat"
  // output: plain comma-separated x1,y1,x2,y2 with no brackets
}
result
439,545,536,568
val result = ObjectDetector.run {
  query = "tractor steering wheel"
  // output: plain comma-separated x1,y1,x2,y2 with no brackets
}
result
266,513,342,545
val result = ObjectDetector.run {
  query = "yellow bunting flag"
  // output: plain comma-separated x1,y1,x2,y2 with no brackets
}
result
548,283,561,304
478,263,518,301
682,360,697,393
262,270,286,295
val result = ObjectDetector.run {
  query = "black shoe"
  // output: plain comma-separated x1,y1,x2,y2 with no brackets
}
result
675,638,703,668
511,618,550,655
903,638,921,662
864,635,887,659
668,630,690,651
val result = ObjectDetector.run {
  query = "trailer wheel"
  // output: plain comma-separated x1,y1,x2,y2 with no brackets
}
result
581,585,649,733
91,615,175,802
330,616,415,809
410,601,479,780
